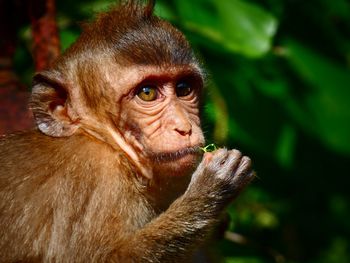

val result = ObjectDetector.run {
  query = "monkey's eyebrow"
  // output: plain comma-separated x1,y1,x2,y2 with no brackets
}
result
136,69,204,85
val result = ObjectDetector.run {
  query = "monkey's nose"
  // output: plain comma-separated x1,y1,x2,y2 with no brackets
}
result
174,127,192,137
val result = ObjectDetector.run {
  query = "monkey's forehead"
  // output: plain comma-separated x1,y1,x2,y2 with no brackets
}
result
103,64,204,91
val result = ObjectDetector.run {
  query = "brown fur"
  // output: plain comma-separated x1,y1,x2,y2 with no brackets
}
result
0,1,254,262
0,131,154,262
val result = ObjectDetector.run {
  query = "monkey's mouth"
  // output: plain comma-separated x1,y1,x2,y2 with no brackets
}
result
148,146,203,163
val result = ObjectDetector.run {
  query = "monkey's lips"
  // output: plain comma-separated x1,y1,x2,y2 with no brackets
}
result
148,146,202,164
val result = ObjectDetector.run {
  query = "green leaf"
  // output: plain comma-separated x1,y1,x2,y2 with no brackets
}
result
225,257,265,263
285,39,350,154
318,237,350,263
200,143,217,153
205,82,230,143
154,2,176,20
175,0,278,57
79,0,115,15
320,0,350,19
275,124,297,168
60,30,80,52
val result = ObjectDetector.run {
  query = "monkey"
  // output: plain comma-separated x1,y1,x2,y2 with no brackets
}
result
0,1,254,262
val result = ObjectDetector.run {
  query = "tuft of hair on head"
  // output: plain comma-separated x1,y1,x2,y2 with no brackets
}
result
84,0,195,66
90,0,157,35
144,0,156,17
120,0,156,18
61,0,198,70
120,0,156,17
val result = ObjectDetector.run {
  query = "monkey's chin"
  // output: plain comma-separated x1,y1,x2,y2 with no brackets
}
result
154,153,200,177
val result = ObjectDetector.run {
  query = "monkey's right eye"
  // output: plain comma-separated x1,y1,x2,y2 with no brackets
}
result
136,86,158,101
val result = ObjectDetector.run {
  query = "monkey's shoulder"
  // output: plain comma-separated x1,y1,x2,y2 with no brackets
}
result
1,129,113,155
0,130,129,180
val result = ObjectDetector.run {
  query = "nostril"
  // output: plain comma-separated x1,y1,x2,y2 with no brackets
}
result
175,128,192,136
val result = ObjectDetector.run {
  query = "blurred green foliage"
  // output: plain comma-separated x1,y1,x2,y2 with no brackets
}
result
14,0,350,262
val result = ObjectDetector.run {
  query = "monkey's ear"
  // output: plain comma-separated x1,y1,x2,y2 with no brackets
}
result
30,71,79,137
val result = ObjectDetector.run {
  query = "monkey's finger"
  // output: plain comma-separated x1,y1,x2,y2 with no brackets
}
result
224,149,243,174
234,156,252,177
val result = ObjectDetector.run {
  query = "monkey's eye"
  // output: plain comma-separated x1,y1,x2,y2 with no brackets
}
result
137,85,158,101
176,81,192,97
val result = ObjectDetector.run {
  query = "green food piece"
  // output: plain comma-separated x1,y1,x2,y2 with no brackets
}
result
200,143,217,153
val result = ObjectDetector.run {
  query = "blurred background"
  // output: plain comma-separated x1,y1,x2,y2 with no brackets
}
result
1,0,350,262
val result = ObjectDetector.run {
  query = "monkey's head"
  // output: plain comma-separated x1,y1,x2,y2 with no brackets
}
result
30,0,205,180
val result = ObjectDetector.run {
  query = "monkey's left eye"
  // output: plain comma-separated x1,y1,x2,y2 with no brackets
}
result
137,86,158,101
176,81,192,97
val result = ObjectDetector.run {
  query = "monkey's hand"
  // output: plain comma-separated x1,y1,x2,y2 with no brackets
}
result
118,149,254,262
186,148,255,215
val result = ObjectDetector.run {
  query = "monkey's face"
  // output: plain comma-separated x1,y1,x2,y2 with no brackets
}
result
113,65,205,177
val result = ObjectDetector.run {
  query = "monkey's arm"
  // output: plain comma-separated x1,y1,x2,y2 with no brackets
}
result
116,149,254,263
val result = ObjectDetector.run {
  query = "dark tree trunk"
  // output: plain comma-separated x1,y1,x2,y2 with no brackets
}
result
29,0,60,71
0,1,34,135
0,0,60,135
